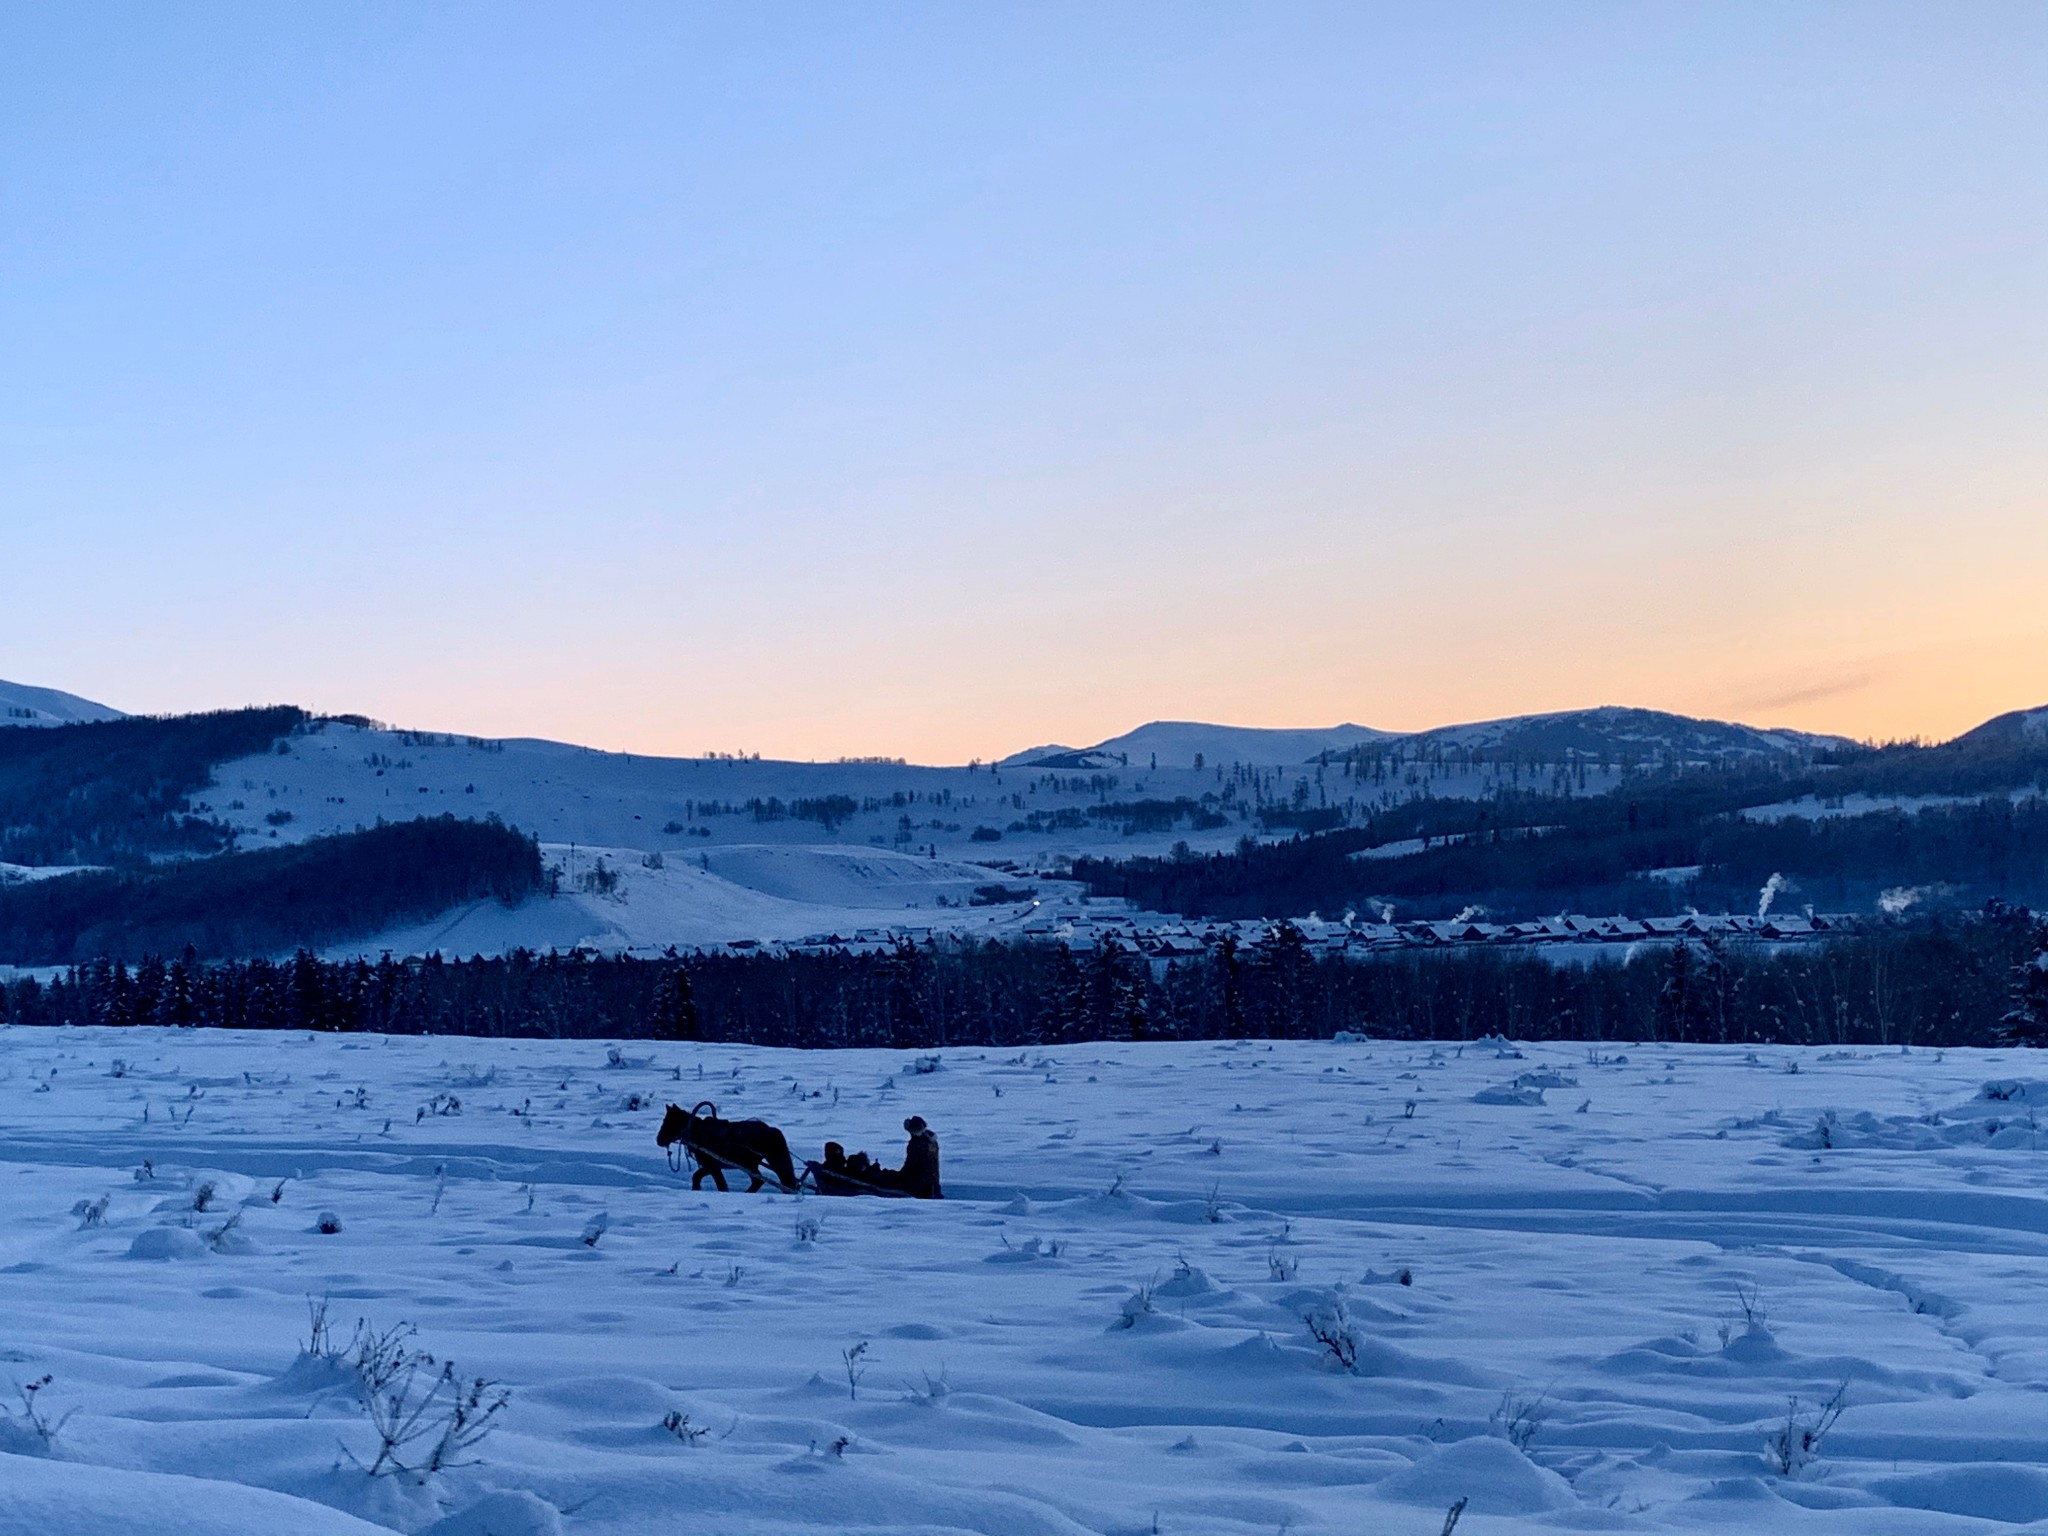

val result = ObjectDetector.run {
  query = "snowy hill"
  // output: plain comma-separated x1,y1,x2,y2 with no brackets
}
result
1008,720,1391,769
1018,705,1849,771
1950,702,2048,747
1400,705,1850,763
0,678,123,728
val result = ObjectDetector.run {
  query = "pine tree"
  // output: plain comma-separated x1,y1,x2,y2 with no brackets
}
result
654,965,700,1043
1999,919,2048,1047
1654,941,1694,1040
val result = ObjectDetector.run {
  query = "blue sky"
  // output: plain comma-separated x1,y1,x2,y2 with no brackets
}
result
3,3,2044,759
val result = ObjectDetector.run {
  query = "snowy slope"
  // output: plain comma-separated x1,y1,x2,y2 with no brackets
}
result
333,843,1071,961
1951,703,2048,747
1017,707,1851,772
1007,721,1391,769
9,1027,2048,1533
199,723,1247,864
1389,705,1848,762
0,677,124,727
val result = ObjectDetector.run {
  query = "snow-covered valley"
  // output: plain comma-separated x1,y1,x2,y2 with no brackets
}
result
8,1028,2048,1533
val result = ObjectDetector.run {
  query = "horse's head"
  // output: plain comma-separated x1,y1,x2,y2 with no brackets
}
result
656,1100,719,1147
656,1103,689,1147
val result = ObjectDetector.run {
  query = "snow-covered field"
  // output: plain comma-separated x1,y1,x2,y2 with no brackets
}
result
9,1030,2048,1533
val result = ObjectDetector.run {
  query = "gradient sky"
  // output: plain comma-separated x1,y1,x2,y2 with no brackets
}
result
4,3,2045,762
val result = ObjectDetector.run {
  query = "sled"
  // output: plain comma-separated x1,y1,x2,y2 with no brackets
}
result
802,1160,911,1198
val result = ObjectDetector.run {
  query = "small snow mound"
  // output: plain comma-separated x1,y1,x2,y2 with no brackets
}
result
1977,1079,2047,1104
271,1350,358,1395
1689,1476,1783,1503
1154,1264,1218,1299
1871,1464,2048,1523
0,1419,53,1457
885,1322,952,1340
1372,1435,1578,1514
1720,1327,1789,1366
418,1490,564,1536
1475,1081,1545,1106
0,1454,393,1534
128,1226,208,1261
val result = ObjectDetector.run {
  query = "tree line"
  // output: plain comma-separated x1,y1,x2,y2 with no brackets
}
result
5,910,2041,1049
1076,796,2048,922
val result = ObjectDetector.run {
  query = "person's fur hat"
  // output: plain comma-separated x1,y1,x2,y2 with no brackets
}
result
903,1115,928,1133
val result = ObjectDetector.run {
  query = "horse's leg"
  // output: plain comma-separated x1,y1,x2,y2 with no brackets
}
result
710,1164,730,1193
744,1167,765,1192
691,1161,710,1191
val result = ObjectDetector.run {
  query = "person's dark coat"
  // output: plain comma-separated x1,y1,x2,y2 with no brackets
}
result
900,1116,942,1199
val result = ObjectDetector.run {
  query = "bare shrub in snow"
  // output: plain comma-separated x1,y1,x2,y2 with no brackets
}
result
842,1340,870,1400
1267,1249,1299,1282
1439,1496,1469,1535
6,1375,74,1450
315,1210,343,1234
1734,1282,1768,1332
191,1180,218,1213
303,1296,342,1360
662,1409,709,1444
580,1213,609,1247
903,1367,949,1407
1765,1382,1847,1476
341,1320,509,1480
72,1195,110,1229
1489,1389,1549,1451
203,1208,245,1252
1304,1293,1360,1372
1117,1280,1157,1329
350,1320,420,1401
1719,1281,1772,1348
795,1216,821,1243
1202,1182,1224,1223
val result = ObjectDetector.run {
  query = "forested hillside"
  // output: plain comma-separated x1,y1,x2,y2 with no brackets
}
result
0,706,306,864
1076,729,2048,921
0,815,540,963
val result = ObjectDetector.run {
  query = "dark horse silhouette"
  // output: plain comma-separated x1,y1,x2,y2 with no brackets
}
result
656,1101,798,1192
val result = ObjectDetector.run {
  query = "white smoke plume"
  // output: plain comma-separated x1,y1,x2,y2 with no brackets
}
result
1757,873,1788,920
1879,885,1933,915
1452,904,1488,925
1373,901,1395,924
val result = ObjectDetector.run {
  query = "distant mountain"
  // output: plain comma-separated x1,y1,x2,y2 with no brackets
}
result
1948,704,2048,748
1399,706,1852,764
1004,721,1391,770
1007,706,1849,771
0,679,124,728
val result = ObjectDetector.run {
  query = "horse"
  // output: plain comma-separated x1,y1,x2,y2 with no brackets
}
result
656,1101,798,1193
